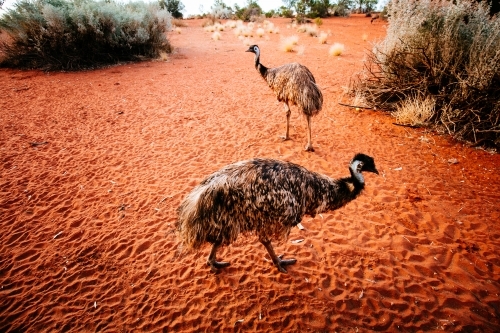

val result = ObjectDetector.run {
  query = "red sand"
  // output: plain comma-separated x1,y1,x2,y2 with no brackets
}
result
1,16,500,332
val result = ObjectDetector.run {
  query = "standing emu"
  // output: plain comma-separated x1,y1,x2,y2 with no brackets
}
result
176,153,378,273
246,44,323,152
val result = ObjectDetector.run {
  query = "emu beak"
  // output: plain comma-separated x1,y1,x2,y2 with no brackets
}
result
373,167,379,175
245,47,252,52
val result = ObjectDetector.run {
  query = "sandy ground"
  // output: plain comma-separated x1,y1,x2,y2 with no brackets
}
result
1,16,500,332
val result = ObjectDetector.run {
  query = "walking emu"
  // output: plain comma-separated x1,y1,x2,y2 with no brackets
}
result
246,44,323,152
177,153,378,273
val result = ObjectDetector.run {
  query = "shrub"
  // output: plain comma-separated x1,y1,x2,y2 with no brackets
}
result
0,0,172,70
351,0,500,147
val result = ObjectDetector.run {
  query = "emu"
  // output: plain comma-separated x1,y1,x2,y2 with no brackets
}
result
246,44,323,152
176,153,378,273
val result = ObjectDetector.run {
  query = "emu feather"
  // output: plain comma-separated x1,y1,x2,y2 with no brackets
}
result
177,153,378,273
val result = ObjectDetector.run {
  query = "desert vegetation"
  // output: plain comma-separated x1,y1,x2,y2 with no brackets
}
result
352,0,500,148
0,0,172,70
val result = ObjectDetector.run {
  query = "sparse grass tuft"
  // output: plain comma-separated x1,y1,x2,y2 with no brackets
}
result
172,19,187,27
281,35,299,52
362,33,368,41
256,28,265,37
314,17,323,27
329,43,344,56
393,95,435,126
318,32,328,44
204,25,216,32
212,32,221,40
175,27,182,34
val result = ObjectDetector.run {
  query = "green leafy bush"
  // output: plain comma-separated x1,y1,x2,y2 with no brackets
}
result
352,0,500,148
0,0,172,70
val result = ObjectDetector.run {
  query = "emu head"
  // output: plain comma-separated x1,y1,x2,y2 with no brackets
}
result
350,153,379,175
245,44,260,56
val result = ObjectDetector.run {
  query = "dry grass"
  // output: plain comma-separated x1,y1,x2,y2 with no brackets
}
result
318,32,328,44
362,33,368,41
393,95,435,126
256,28,265,37
175,27,182,34
281,35,299,52
204,25,215,32
329,43,345,56
211,32,221,40
158,51,169,62
172,19,187,28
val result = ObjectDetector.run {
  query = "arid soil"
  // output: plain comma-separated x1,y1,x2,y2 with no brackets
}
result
1,16,499,332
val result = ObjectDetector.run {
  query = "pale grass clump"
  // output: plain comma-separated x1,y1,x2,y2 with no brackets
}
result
172,19,187,27
204,25,215,32
351,90,368,108
329,43,344,56
175,27,182,34
393,95,435,126
233,27,243,36
281,35,299,52
214,23,224,31
256,28,265,37
159,51,169,61
362,33,368,41
243,38,254,46
305,25,318,37
296,24,307,33
212,32,221,40
225,20,237,28
318,32,328,44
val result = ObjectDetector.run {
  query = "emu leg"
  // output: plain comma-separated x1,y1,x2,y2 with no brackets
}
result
207,243,230,273
281,103,291,141
261,239,296,273
304,115,314,152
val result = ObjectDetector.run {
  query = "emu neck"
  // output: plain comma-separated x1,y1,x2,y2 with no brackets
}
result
349,161,365,190
254,52,268,78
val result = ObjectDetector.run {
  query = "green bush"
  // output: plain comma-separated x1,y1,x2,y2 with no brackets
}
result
0,0,172,70
352,0,500,148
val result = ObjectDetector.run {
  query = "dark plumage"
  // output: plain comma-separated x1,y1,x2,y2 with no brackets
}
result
177,153,378,273
246,44,323,152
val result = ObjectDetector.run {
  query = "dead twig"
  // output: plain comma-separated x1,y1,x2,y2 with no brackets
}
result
338,102,374,110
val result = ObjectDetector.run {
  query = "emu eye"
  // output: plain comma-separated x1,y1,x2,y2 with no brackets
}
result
254,46,257,51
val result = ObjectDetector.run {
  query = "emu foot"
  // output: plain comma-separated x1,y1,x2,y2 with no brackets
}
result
280,135,290,141
207,260,230,273
274,255,297,273
304,144,315,152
